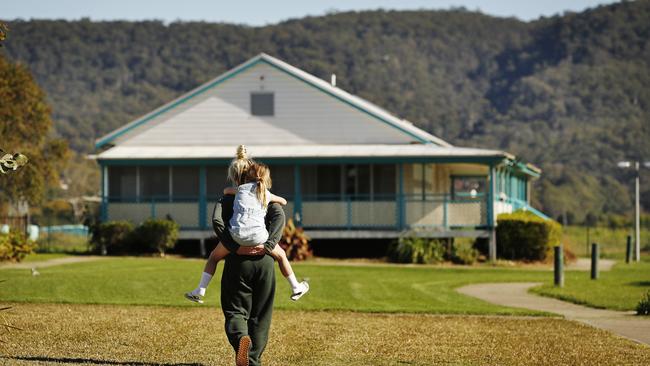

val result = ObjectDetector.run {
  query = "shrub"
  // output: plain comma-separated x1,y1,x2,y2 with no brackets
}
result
91,221,134,255
496,210,563,261
451,238,479,265
0,230,36,262
637,291,650,316
132,219,179,256
279,219,312,261
388,235,446,264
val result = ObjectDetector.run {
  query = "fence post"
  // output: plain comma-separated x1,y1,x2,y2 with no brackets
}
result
591,243,599,280
554,244,564,287
626,235,632,264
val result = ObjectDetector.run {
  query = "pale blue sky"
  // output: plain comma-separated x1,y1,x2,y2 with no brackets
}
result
1,0,618,25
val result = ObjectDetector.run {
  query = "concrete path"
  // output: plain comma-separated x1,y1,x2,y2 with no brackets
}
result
0,256,104,270
458,282,650,346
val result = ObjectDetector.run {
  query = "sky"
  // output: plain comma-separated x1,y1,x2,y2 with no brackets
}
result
1,0,618,25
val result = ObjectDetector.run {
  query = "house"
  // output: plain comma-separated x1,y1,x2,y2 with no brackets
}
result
95,53,547,259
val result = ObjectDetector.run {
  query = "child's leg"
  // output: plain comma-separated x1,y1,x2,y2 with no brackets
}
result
203,242,230,275
187,243,230,300
269,245,293,278
269,246,309,300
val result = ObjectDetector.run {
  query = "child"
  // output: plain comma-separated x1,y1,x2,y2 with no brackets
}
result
186,159,309,304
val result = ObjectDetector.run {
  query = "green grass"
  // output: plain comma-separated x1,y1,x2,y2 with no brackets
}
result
2,256,648,313
0,257,556,316
532,258,650,311
563,225,650,258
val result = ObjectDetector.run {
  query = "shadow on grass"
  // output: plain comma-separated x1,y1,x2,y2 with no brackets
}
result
628,281,650,287
1,356,204,366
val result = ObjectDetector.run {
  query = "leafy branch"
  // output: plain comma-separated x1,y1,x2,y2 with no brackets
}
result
0,149,29,174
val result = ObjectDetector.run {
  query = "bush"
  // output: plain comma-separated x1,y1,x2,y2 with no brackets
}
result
451,238,480,265
388,236,446,264
91,221,134,255
132,219,179,256
496,210,563,261
637,291,650,316
0,230,36,262
279,219,312,261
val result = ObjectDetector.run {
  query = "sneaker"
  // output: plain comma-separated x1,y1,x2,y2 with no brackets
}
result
236,335,251,366
184,292,204,304
290,281,310,301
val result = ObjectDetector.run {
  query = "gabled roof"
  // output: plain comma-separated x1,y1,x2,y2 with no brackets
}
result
95,53,452,149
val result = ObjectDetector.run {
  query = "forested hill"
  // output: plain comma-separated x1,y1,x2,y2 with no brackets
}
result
1,1,649,222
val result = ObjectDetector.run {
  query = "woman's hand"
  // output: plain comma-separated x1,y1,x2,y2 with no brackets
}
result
236,245,266,256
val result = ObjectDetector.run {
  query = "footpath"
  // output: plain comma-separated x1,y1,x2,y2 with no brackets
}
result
0,256,104,270
458,282,650,346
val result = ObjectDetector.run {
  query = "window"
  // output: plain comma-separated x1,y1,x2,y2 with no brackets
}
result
344,164,370,199
172,166,199,200
452,176,486,200
267,165,294,198
207,166,228,198
373,164,396,198
140,166,169,201
251,92,274,116
108,166,136,201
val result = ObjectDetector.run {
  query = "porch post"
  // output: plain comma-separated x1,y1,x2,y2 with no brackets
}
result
101,163,108,222
294,165,302,224
199,166,207,230
398,163,404,230
488,163,497,262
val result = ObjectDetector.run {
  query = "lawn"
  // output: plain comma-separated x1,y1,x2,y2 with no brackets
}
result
2,256,649,313
2,303,649,366
1,257,553,315
533,258,650,311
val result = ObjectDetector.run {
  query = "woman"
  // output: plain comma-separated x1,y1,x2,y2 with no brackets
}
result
211,147,285,366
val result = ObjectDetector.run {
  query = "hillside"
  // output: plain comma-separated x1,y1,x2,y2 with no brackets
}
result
1,1,649,222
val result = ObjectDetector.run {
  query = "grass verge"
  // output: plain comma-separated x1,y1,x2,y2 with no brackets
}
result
533,258,650,311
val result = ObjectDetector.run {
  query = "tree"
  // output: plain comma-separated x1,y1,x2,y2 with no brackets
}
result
0,41,69,208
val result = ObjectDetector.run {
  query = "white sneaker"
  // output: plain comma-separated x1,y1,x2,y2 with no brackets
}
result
184,290,204,304
290,281,310,301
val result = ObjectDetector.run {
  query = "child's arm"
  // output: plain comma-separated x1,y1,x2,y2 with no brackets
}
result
268,192,287,206
223,186,237,195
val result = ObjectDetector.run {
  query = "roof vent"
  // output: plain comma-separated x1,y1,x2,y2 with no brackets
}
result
331,74,336,87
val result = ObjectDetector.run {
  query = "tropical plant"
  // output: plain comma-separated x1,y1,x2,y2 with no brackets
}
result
279,219,312,261
0,230,35,263
388,235,447,264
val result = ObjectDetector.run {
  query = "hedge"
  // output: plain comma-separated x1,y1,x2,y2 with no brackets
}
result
496,210,562,261
90,218,179,256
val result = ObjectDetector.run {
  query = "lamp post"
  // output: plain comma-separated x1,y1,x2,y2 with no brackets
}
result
617,160,650,262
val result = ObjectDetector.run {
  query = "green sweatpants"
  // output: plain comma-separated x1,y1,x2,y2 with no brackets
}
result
221,253,276,366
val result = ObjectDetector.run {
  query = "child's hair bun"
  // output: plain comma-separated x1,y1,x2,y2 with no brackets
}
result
236,145,247,160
